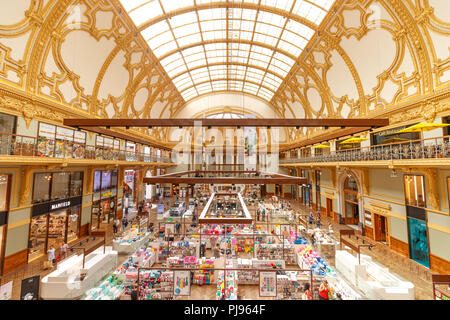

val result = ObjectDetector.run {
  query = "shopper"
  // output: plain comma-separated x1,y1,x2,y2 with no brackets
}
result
122,217,127,231
210,235,217,249
311,232,316,246
47,246,56,265
60,242,68,259
302,283,312,300
319,280,329,300
113,218,119,234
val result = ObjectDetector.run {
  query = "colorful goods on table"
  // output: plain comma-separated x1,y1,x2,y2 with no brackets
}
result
297,245,336,276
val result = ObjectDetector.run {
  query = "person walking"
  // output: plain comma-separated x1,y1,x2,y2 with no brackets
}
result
309,212,313,225
47,246,56,265
60,242,68,259
256,209,260,221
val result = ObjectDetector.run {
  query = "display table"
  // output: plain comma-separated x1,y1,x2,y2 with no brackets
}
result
41,246,118,300
112,231,151,254
83,247,157,300
335,250,414,300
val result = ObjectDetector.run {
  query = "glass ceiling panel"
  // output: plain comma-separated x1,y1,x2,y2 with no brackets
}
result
120,0,335,102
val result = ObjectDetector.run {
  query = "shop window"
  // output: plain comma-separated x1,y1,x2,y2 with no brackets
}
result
70,171,83,197
73,131,86,159
94,171,101,192
101,171,112,191
111,170,118,187
47,210,67,249
51,172,70,200
55,126,74,158
404,175,426,207
371,125,420,146
91,201,101,231
407,218,430,268
33,173,52,203
0,112,16,155
0,112,16,134
67,206,80,242
0,175,9,211
28,215,48,261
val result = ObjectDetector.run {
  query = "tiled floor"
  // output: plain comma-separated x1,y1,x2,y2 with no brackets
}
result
0,196,438,300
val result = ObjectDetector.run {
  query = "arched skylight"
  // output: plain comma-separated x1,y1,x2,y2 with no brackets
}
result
206,112,246,119
119,0,336,102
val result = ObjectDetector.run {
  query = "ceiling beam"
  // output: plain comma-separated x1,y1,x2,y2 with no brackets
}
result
143,176,307,185
144,170,306,184
65,118,389,128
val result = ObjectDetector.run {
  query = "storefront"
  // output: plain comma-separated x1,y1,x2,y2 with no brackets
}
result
0,174,11,274
91,170,118,231
29,196,82,261
95,136,120,160
371,125,420,145
404,174,430,268
37,122,87,159
342,175,360,225
29,171,84,261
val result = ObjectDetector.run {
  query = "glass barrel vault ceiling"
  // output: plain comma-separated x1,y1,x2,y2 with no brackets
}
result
119,0,335,102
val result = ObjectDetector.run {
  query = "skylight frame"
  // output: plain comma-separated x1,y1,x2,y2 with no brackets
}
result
119,0,335,102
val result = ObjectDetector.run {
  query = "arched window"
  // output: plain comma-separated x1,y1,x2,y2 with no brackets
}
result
344,176,358,192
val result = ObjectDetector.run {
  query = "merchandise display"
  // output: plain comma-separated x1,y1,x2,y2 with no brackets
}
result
192,258,216,285
276,272,309,300
138,270,175,300
296,245,336,277
112,226,151,254
255,243,296,264
217,271,238,300
84,247,157,300
168,240,200,259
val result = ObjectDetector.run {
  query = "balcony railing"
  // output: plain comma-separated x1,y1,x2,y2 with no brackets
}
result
0,131,172,163
280,135,450,164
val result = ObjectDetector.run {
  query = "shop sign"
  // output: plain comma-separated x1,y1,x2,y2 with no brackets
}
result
102,191,112,198
51,201,71,211
32,196,82,217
